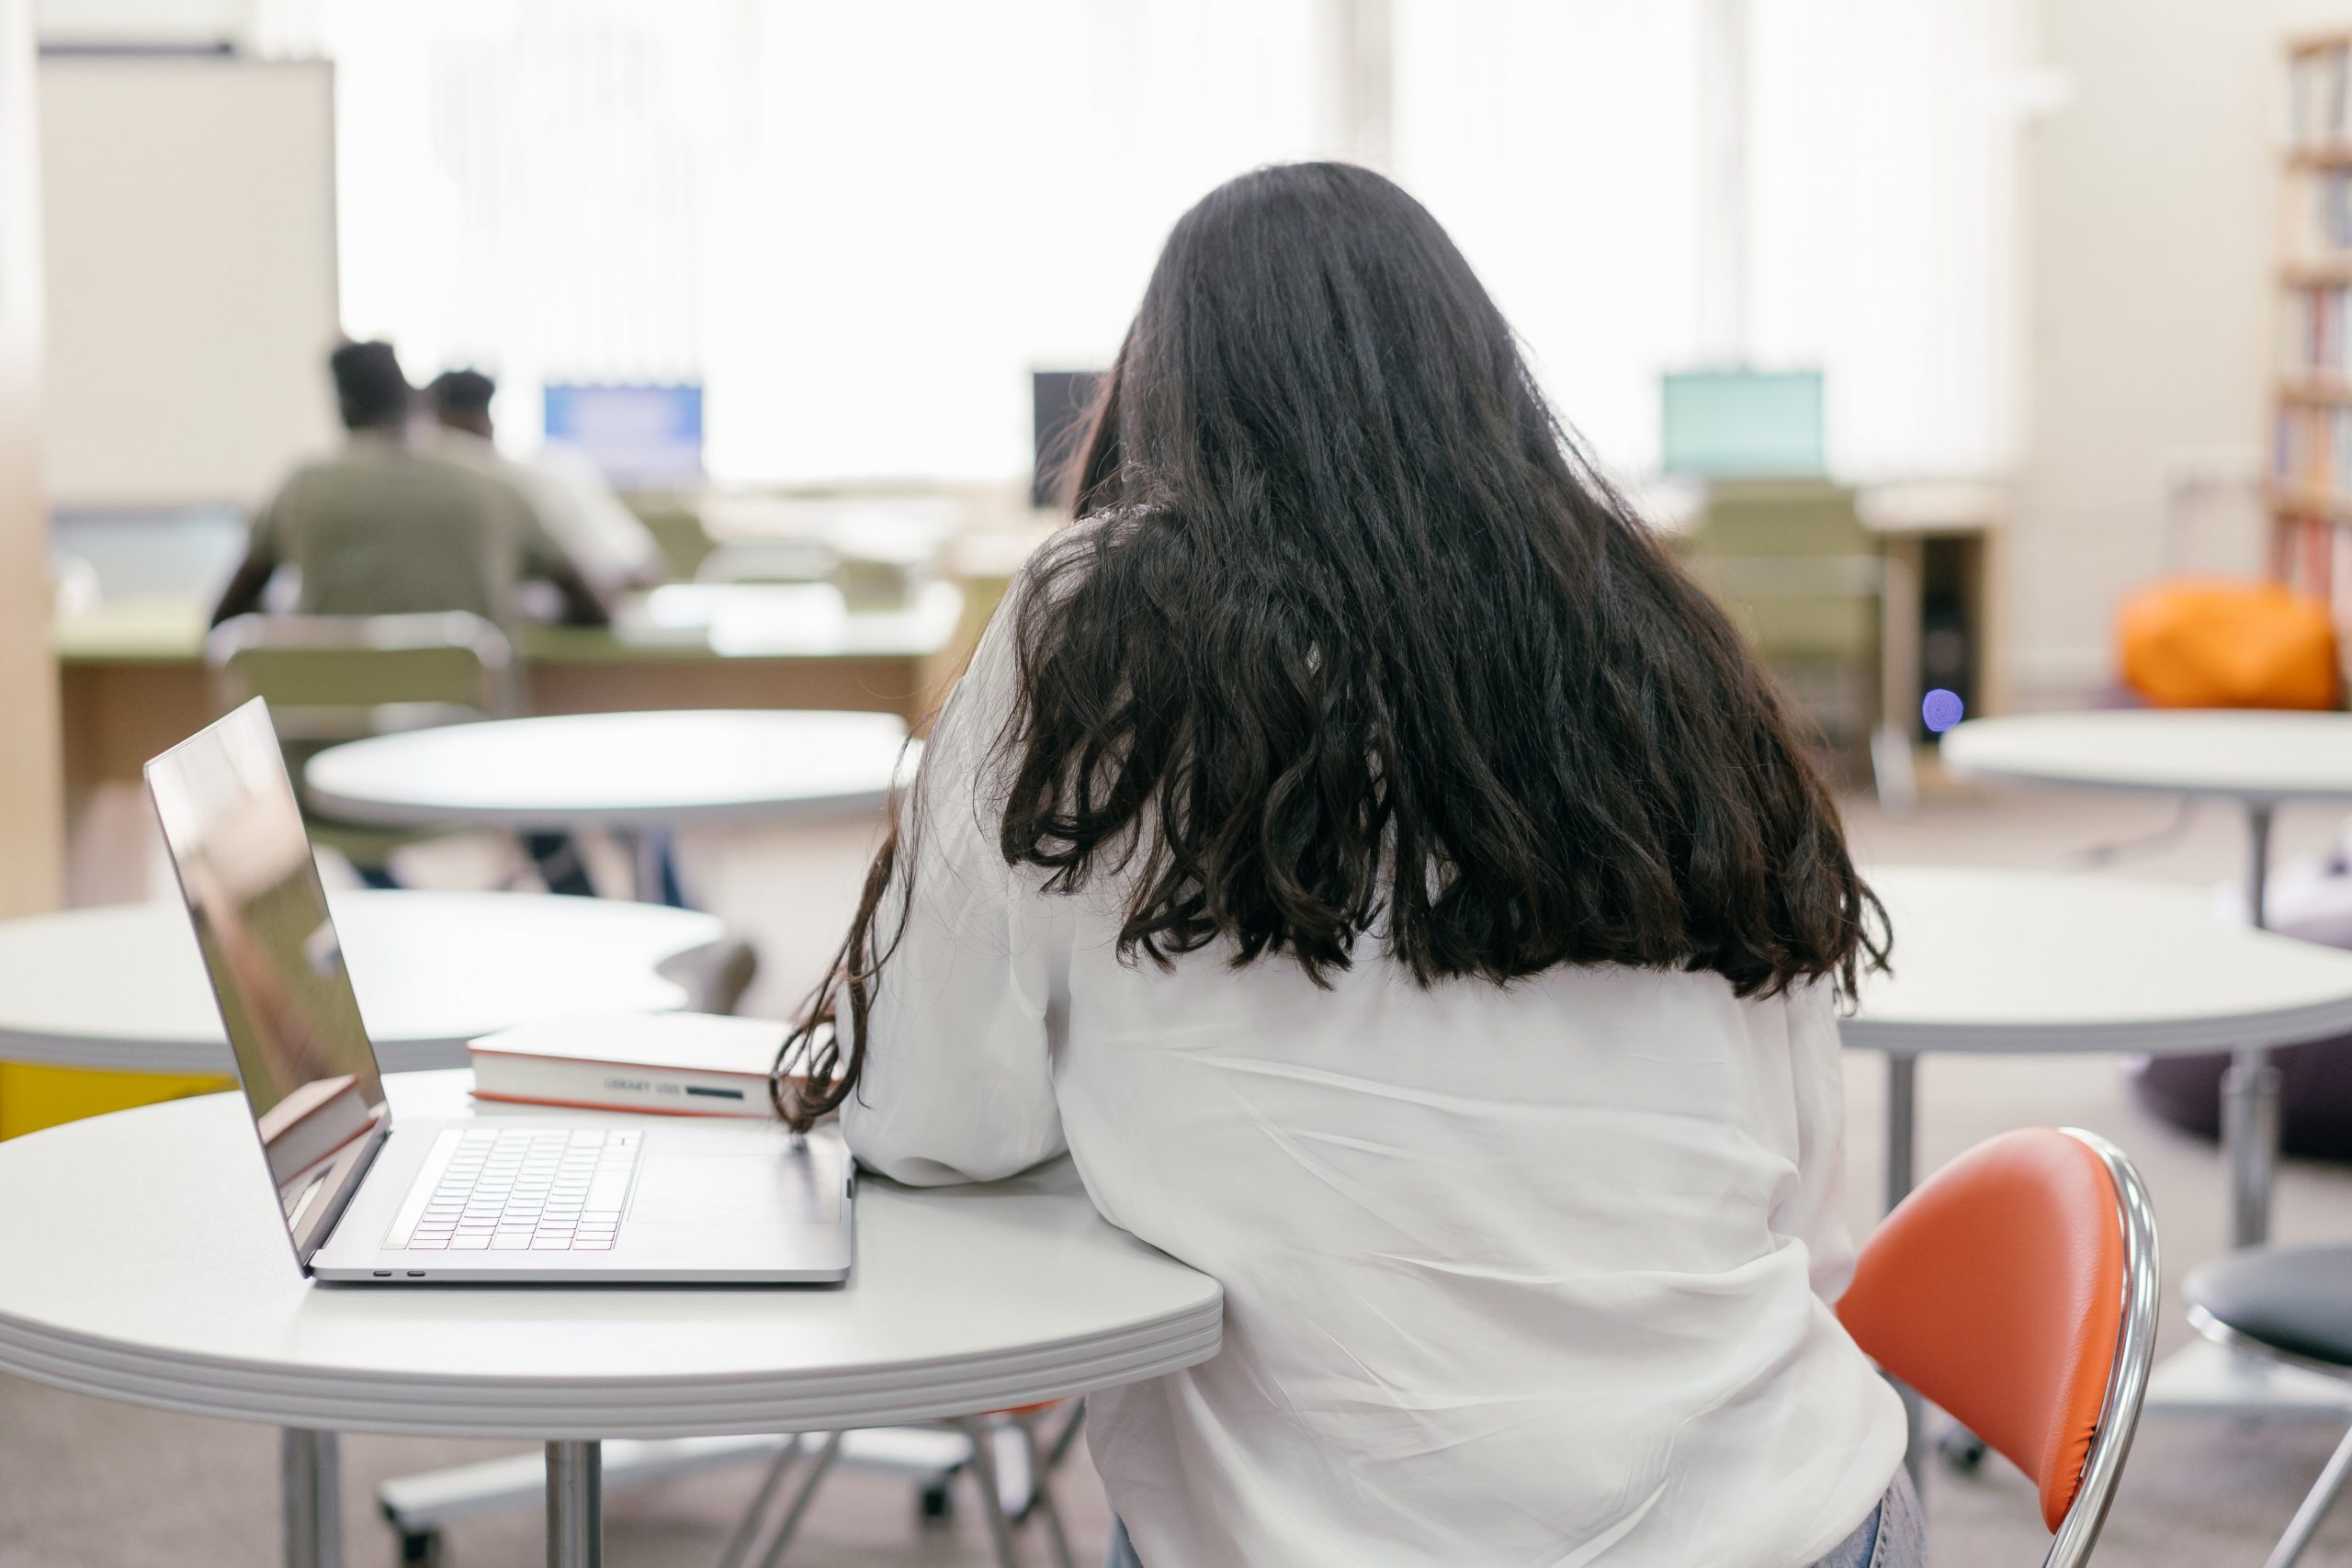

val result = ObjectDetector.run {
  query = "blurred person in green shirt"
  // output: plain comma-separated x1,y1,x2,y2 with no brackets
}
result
211,341,609,898
425,368,667,597
211,341,608,630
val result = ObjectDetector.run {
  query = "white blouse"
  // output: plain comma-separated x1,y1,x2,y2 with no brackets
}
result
841,576,1908,1568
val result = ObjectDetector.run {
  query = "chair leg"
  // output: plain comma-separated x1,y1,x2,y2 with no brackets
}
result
2266,1423,2352,1568
1042,1400,1087,1473
712,1438,805,1568
1018,1418,1076,1568
957,1419,1023,1568
750,1432,844,1568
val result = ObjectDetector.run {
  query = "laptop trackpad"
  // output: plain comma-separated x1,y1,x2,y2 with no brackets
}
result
630,1151,841,1225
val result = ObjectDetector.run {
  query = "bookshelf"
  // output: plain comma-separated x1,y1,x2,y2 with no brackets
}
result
2274,33,2352,619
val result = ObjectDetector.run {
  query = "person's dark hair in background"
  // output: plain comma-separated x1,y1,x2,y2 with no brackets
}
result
328,340,413,434
425,368,496,438
780,160,1889,1126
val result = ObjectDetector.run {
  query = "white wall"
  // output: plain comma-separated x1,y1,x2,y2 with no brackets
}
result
2007,0,2349,705
38,56,340,505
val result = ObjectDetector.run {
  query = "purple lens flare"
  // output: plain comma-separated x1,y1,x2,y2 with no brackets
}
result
1922,689,1964,733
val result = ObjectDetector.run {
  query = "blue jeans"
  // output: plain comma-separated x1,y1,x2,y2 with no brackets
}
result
1815,1465,1926,1568
1103,1468,1925,1568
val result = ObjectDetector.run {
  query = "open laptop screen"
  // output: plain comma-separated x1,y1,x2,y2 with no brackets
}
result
146,697,390,1267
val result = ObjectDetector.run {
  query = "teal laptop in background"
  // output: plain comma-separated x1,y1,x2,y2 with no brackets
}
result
1660,368,1826,478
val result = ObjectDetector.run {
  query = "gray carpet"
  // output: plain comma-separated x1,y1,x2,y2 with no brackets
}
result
9,779,2352,1565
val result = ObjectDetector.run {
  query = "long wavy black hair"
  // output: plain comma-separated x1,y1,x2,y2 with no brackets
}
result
775,161,1887,1131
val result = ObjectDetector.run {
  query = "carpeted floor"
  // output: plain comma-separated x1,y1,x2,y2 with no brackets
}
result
8,776,2352,1565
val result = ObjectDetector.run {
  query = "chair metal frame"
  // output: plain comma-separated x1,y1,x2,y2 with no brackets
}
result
205,611,520,738
2186,1293,2352,1568
2041,1127,2162,1568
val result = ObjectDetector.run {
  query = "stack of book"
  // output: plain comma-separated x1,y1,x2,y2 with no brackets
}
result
2280,281,2352,382
2272,403,2352,496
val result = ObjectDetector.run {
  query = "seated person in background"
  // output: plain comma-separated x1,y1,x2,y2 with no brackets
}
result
776,164,1916,1568
212,341,608,631
212,340,605,898
425,368,669,597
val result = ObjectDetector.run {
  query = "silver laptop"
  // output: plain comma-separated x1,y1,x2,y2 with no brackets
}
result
145,697,854,1285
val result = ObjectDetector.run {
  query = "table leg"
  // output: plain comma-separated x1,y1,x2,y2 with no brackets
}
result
1883,1054,1917,1215
546,1439,602,1568
627,830,663,906
2224,802,2279,1250
1873,536,1923,816
282,1427,342,1568
1882,1055,1926,1488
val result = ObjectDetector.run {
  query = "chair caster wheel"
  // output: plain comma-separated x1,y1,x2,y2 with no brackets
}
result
397,1526,446,1565
917,1479,956,1523
1939,1428,1989,1472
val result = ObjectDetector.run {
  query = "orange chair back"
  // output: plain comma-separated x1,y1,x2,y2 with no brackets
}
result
1838,1128,2154,1544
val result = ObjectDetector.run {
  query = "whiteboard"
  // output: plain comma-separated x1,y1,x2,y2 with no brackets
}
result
39,56,340,506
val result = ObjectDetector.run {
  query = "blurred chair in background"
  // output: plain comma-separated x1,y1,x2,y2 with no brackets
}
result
2187,1247,2352,1568
207,611,592,896
1678,478,1887,785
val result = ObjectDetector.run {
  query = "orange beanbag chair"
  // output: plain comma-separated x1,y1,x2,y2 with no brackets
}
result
2117,578,2341,709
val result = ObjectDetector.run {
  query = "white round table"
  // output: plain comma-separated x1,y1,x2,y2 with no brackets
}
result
1846,864,2352,1458
1847,865,2352,1204
305,711,911,901
0,892,724,1075
1940,710,2352,1247
0,1072,1221,1567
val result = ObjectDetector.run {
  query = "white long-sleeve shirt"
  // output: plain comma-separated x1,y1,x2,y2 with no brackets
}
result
842,575,1907,1568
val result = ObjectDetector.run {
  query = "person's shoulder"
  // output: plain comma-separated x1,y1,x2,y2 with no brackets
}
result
411,446,538,509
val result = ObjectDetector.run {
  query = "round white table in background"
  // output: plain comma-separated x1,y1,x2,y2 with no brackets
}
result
305,711,912,901
1941,710,2352,1249
0,891,724,1075
1847,865,2352,1441
0,1072,1220,1568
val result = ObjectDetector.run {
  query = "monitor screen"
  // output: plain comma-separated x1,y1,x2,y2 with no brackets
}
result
1659,368,1826,479
543,382,705,488
146,698,389,1267
1031,368,1103,510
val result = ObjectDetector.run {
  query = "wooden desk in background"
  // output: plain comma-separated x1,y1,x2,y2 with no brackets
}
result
53,582,974,824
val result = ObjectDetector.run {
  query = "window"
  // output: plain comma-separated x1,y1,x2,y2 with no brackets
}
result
311,0,2021,486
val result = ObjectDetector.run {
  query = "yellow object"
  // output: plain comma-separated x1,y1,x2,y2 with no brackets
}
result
0,1062,231,1141
2117,579,2341,710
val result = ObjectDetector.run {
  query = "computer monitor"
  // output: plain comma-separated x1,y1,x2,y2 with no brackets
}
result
146,698,390,1268
1031,368,1103,510
1659,368,1826,479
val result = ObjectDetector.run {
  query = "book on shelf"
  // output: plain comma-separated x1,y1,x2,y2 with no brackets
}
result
2291,40,2352,148
2282,280,2352,379
469,1012,800,1118
2270,402,2352,495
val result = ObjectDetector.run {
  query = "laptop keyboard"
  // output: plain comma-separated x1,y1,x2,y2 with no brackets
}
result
386,1127,641,1252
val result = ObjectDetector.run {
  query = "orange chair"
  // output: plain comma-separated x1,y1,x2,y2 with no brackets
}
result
1838,1128,2159,1568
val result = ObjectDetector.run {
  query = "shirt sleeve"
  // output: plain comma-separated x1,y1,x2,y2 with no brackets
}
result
838,573,1068,1186
510,479,579,581
1782,983,1863,1303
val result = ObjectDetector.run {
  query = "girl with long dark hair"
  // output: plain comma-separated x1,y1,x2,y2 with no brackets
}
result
778,162,1913,1567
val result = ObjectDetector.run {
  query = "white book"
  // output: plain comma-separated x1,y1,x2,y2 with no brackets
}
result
469,1012,793,1118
